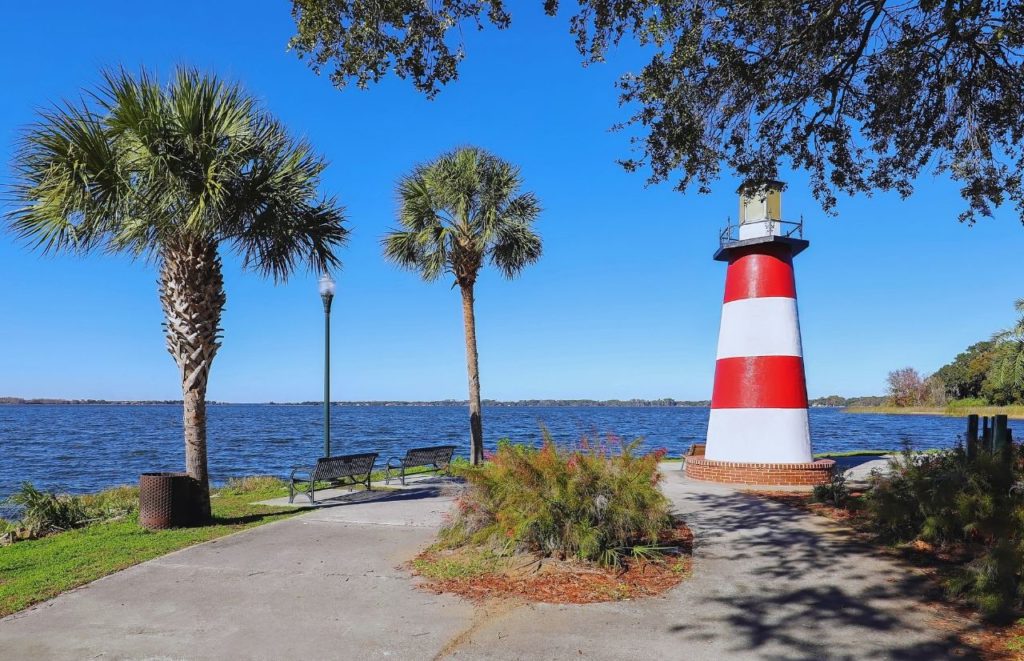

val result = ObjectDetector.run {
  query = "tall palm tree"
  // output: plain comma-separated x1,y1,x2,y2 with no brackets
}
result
7,68,347,519
383,147,541,464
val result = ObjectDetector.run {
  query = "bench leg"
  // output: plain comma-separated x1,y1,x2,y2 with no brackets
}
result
288,481,295,504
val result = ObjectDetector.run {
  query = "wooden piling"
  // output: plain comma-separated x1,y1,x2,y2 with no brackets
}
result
966,414,979,459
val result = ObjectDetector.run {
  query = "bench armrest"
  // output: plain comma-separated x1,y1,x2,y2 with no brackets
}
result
290,466,315,481
385,457,404,469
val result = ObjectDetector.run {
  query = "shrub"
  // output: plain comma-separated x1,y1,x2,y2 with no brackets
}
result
865,443,1024,621
5,483,89,537
440,431,674,567
3,483,142,540
812,470,849,507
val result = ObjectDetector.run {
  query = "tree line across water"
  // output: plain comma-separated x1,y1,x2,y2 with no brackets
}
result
885,300,1024,407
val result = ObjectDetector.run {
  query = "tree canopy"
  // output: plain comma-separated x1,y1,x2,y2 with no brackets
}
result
382,146,542,286
290,0,1024,223
9,67,346,280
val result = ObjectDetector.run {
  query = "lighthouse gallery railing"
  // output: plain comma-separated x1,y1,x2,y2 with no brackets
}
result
718,216,804,249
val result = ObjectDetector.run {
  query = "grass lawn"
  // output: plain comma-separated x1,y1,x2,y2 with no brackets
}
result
0,464,451,618
0,483,304,618
814,450,893,458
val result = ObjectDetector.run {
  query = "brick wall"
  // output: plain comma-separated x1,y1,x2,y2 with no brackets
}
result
685,456,834,486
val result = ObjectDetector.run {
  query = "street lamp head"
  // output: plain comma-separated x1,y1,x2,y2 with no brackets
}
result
319,272,336,312
319,272,336,297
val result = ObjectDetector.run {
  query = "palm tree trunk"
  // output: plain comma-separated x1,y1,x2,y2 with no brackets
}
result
460,281,485,465
159,239,226,521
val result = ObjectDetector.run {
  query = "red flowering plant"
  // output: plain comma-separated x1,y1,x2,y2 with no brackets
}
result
438,428,675,567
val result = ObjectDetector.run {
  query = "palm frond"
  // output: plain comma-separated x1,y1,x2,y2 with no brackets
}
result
7,100,125,254
490,220,542,279
384,146,542,284
6,66,347,277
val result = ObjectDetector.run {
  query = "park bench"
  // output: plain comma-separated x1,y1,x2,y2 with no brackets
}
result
384,445,457,486
685,443,706,457
288,452,378,504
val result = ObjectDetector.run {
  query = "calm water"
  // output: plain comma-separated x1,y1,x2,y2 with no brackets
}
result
0,405,968,501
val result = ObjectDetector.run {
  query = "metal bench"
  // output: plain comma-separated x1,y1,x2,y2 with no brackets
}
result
288,452,378,504
384,445,457,486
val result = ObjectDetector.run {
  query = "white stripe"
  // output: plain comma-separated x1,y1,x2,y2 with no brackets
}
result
705,408,812,463
716,297,803,359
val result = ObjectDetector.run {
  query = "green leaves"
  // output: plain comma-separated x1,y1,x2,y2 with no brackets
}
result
383,146,542,285
290,0,1024,224
7,66,348,280
289,0,511,98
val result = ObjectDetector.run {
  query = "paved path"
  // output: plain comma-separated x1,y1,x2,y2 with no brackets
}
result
0,471,984,660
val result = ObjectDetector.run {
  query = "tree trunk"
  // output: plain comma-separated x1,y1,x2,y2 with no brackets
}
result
460,281,485,465
159,239,226,522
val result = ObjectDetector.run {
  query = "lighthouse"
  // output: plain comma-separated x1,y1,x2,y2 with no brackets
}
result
686,182,834,486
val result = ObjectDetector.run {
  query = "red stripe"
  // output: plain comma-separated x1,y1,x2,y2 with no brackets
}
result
723,250,797,302
711,356,808,409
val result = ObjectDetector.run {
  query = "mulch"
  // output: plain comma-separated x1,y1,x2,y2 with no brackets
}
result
413,522,693,605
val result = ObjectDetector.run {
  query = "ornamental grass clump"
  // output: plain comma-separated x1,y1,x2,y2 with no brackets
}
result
441,432,674,567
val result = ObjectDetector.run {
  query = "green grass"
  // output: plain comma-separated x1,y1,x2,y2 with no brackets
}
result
0,463,457,617
815,450,894,458
0,482,304,618
845,404,1024,419
412,547,504,580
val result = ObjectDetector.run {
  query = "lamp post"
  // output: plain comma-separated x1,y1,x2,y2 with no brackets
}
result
319,273,336,457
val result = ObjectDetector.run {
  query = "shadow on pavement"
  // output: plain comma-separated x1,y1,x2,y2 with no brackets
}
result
666,486,983,660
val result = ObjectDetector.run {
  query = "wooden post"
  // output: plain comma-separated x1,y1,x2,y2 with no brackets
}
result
995,419,1011,456
993,415,1009,453
982,416,992,453
966,414,979,459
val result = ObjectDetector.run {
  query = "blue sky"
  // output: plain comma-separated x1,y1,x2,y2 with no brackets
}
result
1,2,1021,403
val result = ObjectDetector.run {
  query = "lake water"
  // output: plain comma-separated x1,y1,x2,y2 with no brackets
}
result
0,405,969,502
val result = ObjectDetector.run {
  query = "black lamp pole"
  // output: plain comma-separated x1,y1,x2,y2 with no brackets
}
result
319,274,336,457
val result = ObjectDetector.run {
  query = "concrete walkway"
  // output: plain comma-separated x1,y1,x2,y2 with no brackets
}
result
0,470,984,660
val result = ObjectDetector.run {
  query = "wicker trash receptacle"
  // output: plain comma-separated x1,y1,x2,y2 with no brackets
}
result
139,472,196,529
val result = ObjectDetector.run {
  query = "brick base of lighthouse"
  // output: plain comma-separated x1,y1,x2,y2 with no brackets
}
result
685,456,835,486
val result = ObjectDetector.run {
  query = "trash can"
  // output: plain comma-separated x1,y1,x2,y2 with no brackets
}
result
139,472,196,529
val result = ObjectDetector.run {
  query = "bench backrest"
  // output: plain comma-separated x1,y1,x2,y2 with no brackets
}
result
402,445,457,468
313,452,378,481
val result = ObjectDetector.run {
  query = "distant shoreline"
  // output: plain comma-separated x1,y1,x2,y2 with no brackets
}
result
0,397,712,408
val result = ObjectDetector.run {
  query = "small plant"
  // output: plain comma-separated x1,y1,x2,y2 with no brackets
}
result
812,470,849,507
440,430,675,567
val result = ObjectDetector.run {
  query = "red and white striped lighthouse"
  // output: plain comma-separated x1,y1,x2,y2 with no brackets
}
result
686,182,834,486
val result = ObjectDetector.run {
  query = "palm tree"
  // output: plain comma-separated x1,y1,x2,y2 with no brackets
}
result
7,68,348,520
988,299,1024,404
383,147,542,464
